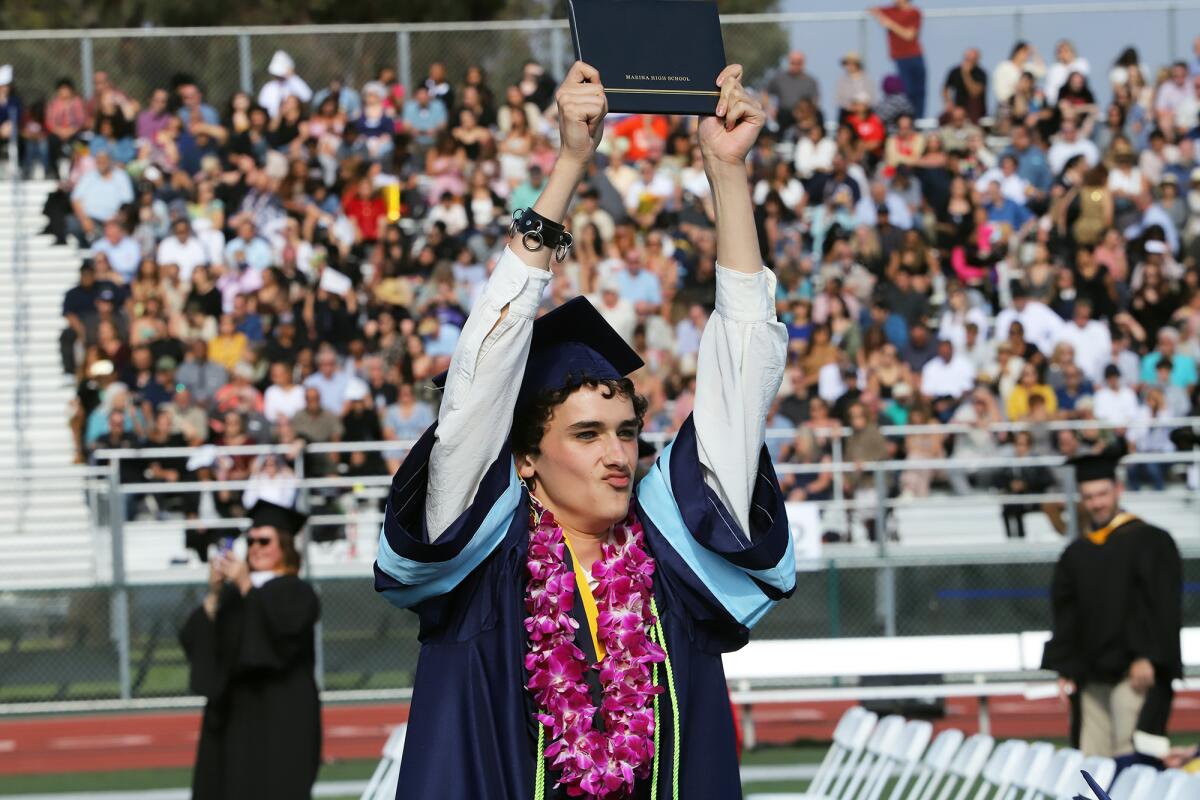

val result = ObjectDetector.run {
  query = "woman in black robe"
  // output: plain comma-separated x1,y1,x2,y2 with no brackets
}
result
180,500,322,800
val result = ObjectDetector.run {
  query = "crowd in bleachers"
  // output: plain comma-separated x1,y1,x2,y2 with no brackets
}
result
17,28,1199,539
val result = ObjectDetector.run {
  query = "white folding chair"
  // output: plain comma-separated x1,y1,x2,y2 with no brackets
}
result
861,718,932,800
1188,773,1200,799
1001,741,1055,800
840,714,906,800
970,739,1029,800
802,706,880,800
360,723,407,800
907,728,964,800
933,733,995,800
1057,756,1116,800
1149,769,1192,800
1028,746,1082,800
1106,764,1157,800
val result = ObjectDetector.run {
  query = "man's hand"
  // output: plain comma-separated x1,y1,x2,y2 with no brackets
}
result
1057,677,1076,705
555,61,607,167
1129,657,1155,693
699,65,765,170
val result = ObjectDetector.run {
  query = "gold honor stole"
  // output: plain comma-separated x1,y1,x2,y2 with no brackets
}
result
1085,512,1140,546
562,535,607,661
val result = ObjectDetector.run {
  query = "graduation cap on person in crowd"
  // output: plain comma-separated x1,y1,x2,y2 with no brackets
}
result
249,500,309,537
1067,440,1128,484
432,296,645,411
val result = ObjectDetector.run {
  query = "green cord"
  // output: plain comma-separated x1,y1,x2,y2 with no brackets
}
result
651,635,661,798
534,721,545,799
650,597,681,800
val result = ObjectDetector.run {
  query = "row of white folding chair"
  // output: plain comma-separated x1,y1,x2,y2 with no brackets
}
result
1107,764,1200,800
801,705,880,799
1054,754,1115,800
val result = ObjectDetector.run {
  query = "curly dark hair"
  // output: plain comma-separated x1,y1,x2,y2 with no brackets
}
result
511,376,649,458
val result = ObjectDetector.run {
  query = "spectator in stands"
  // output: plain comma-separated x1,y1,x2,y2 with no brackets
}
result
993,42,1045,109
834,52,873,120
176,338,228,407
45,78,87,179
156,218,209,284
1127,387,1176,490
402,85,448,152
871,0,926,118
1045,39,1090,105
920,338,975,421
1008,362,1058,421
1093,364,1141,425
995,430,1056,538
303,346,350,416
942,48,987,124
766,51,819,131
91,218,141,282
1141,325,1198,388
257,50,312,119
69,151,135,245
264,361,305,425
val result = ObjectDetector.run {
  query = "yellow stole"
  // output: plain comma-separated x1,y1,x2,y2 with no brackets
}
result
1085,511,1139,546
562,534,607,662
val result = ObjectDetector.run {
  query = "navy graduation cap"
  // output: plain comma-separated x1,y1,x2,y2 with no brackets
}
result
433,296,644,409
249,500,309,536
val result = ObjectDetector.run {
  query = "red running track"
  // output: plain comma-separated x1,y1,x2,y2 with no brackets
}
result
2,693,1200,776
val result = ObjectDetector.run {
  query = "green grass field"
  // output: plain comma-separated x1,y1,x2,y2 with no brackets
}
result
0,744,826,796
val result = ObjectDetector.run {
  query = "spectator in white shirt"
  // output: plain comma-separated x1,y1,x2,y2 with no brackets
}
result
257,51,313,119
921,338,977,419
623,159,675,216
1047,119,1100,175
994,282,1065,356
1153,61,1192,126
993,41,1046,105
1127,387,1175,490
156,218,209,284
973,154,1031,206
263,361,306,424
1093,364,1141,425
587,279,637,345
793,123,836,180
1054,299,1113,385
937,286,989,352
426,192,469,236
1045,39,1090,104
90,218,141,282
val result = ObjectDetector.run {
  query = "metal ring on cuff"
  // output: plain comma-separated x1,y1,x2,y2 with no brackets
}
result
521,228,544,252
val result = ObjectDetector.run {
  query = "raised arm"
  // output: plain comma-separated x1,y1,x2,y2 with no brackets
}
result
692,66,789,537
424,62,608,541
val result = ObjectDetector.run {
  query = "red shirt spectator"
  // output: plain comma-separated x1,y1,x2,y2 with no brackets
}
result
877,4,923,60
342,179,387,243
611,115,669,162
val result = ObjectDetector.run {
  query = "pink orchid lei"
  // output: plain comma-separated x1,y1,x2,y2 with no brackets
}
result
524,498,666,798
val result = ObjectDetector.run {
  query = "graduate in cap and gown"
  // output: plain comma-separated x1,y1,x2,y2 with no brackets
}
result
1041,451,1182,762
374,61,796,798
181,500,322,800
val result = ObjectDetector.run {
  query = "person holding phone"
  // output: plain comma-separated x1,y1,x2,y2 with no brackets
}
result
180,500,321,800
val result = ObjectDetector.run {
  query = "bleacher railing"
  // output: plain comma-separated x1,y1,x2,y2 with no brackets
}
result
0,417,1197,712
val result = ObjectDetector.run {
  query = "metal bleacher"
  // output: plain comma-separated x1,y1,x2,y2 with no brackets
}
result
0,177,95,586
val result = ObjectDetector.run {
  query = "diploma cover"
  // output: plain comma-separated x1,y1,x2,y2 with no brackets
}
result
567,0,727,116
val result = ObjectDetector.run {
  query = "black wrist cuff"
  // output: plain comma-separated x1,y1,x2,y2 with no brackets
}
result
509,208,574,263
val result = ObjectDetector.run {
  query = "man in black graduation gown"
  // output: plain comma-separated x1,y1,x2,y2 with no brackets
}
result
1041,453,1183,760
180,500,322,800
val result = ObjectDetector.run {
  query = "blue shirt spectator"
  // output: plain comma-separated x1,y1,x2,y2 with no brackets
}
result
401,88,447,147
1007,133,1053,194
224,222,274,272
91,220,142,281
71,153,135,222
617,266,662,309
1140,350,1198,388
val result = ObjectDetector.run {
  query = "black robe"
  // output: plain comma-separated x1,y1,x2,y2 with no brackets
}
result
1041,516,1183,746
180,575,323,800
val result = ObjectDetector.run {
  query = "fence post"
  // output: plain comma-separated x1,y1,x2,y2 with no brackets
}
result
108,457,132,701
294,449,324,690
1064,468,1079,540
875,467,896,637
831,433,846,539
80,36,95,99
550,26,567,83
238,33,254,95
1013,9,1023,42
397,30,413,97
827,558,840,638
857,14,869,73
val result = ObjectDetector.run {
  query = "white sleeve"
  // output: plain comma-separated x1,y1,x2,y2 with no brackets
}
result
425,246,552,541
692,264,788,540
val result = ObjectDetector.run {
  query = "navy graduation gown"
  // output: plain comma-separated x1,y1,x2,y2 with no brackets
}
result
374,415,795,799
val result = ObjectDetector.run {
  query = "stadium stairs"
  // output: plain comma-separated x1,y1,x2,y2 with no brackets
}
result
0,178,96,588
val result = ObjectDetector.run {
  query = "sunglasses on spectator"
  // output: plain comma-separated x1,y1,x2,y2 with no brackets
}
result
247,537,273,547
